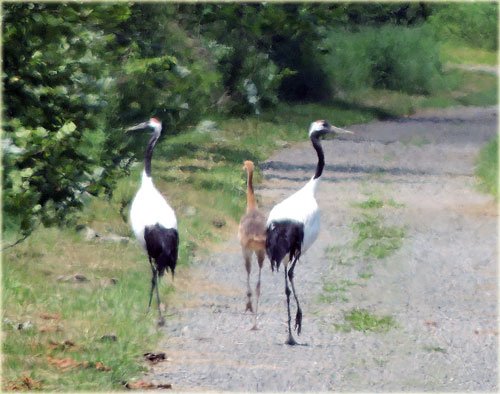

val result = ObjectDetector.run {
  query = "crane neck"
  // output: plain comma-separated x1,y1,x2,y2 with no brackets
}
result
144,131,160,177
246,167,257,212
311,135,325,179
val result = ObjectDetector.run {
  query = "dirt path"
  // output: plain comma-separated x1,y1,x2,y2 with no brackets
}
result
144,106,497,391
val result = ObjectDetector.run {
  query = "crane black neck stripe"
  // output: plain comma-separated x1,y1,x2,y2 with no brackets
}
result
144,133,160,177
311,135,325,179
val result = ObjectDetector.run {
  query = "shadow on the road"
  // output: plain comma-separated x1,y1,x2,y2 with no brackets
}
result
392,116,489,125
260,161,472,185
263,161,428,176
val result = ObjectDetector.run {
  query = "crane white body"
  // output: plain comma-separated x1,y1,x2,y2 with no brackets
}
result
130,171,177,250
266,177,320,254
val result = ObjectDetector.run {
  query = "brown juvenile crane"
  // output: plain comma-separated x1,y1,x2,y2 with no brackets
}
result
238,160,267,330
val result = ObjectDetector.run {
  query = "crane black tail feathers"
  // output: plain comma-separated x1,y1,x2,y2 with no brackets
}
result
265,221,304,271
144,224,179,277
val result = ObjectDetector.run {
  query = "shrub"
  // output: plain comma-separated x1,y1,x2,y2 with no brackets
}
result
110,4,221,131
322,25,443,95
427,3,498,51
2,3,130,239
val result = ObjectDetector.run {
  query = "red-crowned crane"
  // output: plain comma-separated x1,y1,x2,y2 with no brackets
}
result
127,117,178,327
266,120,353,345
238,160,267,330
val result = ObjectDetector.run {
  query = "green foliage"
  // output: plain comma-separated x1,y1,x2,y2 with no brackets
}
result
111,4,220,128
175,4,271,113
334,3,431,26
2,3,220,239
428,2,498,51
2,3,131,238
476,136,498,199
178,3,335,106
322,25,443,95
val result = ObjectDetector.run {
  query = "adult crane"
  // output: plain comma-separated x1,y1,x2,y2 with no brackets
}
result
266,120,353,345
127,117,178,326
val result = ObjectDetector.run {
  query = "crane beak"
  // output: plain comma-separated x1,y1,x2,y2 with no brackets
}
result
126,121,149,132
329,125,354,135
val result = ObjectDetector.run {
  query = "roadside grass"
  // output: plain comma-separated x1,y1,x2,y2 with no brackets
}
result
440,42,497,66
2,65,495,389
335,308,397,333
344,69,497,117
475,135,498,199
2,228,164,390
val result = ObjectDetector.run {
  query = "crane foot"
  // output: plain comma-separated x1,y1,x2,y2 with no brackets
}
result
285,334,299,346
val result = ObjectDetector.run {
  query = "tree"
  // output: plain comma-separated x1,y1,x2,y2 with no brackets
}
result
2,3,130,239
2,2,222,241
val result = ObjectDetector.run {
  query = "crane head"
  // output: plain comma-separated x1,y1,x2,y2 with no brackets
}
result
308,119,353,138
126,117,162,134
243,160,254,172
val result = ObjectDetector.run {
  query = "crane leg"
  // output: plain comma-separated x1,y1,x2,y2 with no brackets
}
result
154,269,165,326
288,256,302,335
147,258,156,312
243,250,253,313
147,258,165,326
284,263,298,345
251,250,265,330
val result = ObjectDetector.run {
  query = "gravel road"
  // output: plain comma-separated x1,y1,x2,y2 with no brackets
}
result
143,106,497,391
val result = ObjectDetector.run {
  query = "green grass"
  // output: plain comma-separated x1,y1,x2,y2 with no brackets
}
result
440,42,497,66
475,136,498,199
2,228,166,390
344,69,497,117
323,25,443,95
358,268,374,280
352,213,405,259
319,279,358,303
335,308,397,333
354,195,405,210
354,197,384,210
3,52,497,389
